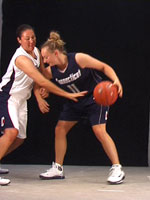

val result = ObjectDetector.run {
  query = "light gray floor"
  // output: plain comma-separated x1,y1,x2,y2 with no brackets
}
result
0,165,150,200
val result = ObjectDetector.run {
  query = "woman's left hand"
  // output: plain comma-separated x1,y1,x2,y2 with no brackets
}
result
113,80,123,98
39,87,49,99
37,98,50,113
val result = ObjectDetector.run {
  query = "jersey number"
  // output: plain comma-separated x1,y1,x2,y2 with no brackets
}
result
67,84,80,93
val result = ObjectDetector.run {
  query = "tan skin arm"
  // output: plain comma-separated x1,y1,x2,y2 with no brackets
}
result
15,55,87,101
33,55,53,113
34,52,50,99
75,53,123,97
43,65,52,79
33,60,52,113
33,83,50,113
39,53,51,79
33,58,52,100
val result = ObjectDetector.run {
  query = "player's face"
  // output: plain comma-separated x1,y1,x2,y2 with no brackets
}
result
17,29,36,53
41,47,57,66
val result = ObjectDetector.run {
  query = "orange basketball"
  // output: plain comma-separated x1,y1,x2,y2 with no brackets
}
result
93,81,118,106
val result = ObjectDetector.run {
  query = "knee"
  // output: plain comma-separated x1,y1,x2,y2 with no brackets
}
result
55,125,59,134
55,125,66,138
94,129,108,142
5,128,19,143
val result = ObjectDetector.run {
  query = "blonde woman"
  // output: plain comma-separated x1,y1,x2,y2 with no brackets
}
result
37,31,125,184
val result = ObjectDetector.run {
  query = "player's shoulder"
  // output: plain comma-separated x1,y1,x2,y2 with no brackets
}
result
75,53,91,66
75,52,90,59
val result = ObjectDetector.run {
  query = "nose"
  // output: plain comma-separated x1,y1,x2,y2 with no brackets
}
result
29,38,35,43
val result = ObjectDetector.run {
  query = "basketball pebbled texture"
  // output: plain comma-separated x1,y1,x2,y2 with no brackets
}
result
93,81,118,106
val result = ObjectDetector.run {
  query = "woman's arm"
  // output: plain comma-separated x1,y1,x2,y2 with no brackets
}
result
15,55,87,101
34,83,50,113
75,53,123,97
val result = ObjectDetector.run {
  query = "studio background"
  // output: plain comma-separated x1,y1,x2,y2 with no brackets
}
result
0,0,149,166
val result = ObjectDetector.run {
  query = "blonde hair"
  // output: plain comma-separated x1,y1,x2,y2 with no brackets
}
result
41,31,66,54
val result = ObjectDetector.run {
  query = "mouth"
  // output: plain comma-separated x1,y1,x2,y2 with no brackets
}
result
30,44,35,47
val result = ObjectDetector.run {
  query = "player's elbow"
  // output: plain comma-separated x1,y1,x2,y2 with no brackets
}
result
34,77,48,88
39,80,48,88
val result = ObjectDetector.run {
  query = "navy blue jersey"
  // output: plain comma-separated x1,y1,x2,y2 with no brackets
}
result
51,53,102,107
51,52,109,125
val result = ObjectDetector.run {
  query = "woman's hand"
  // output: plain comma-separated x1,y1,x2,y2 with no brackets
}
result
67,91,88,102
37,97,50,113
113,80,123,98
39,87,49,99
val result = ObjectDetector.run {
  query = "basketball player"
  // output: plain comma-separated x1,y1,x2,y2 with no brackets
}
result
0,24,87,186
37,31,125,184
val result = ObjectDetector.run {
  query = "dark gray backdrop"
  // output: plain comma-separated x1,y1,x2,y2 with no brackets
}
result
0,0,149,166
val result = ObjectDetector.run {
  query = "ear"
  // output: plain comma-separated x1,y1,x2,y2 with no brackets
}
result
17,37,21,45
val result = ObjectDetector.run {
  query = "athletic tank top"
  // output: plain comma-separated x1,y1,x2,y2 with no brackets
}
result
0,46,40,102
51,52,102,106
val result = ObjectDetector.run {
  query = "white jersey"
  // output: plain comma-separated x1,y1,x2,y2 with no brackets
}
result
0,46,40,101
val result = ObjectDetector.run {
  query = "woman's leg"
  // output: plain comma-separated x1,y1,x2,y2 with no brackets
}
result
92,124,125,184
39,120,77,179
0,128,18,160
92,123,120,164
5,137,24,156
55,120,77,165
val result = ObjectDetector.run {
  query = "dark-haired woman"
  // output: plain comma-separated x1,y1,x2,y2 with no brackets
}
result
0,24,86,185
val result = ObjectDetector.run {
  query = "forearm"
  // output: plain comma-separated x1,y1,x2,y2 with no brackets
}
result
103,64,123,97
33,84,43,103
32,71,69,99
33,83,50,113
42,79,70,98
103,64,120,82
32,69,70,99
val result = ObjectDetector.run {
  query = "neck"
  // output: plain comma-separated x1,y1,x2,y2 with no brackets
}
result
22,46,36,59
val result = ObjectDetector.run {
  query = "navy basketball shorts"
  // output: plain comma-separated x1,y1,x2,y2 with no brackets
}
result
59,102,109,126
0,96,27,139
